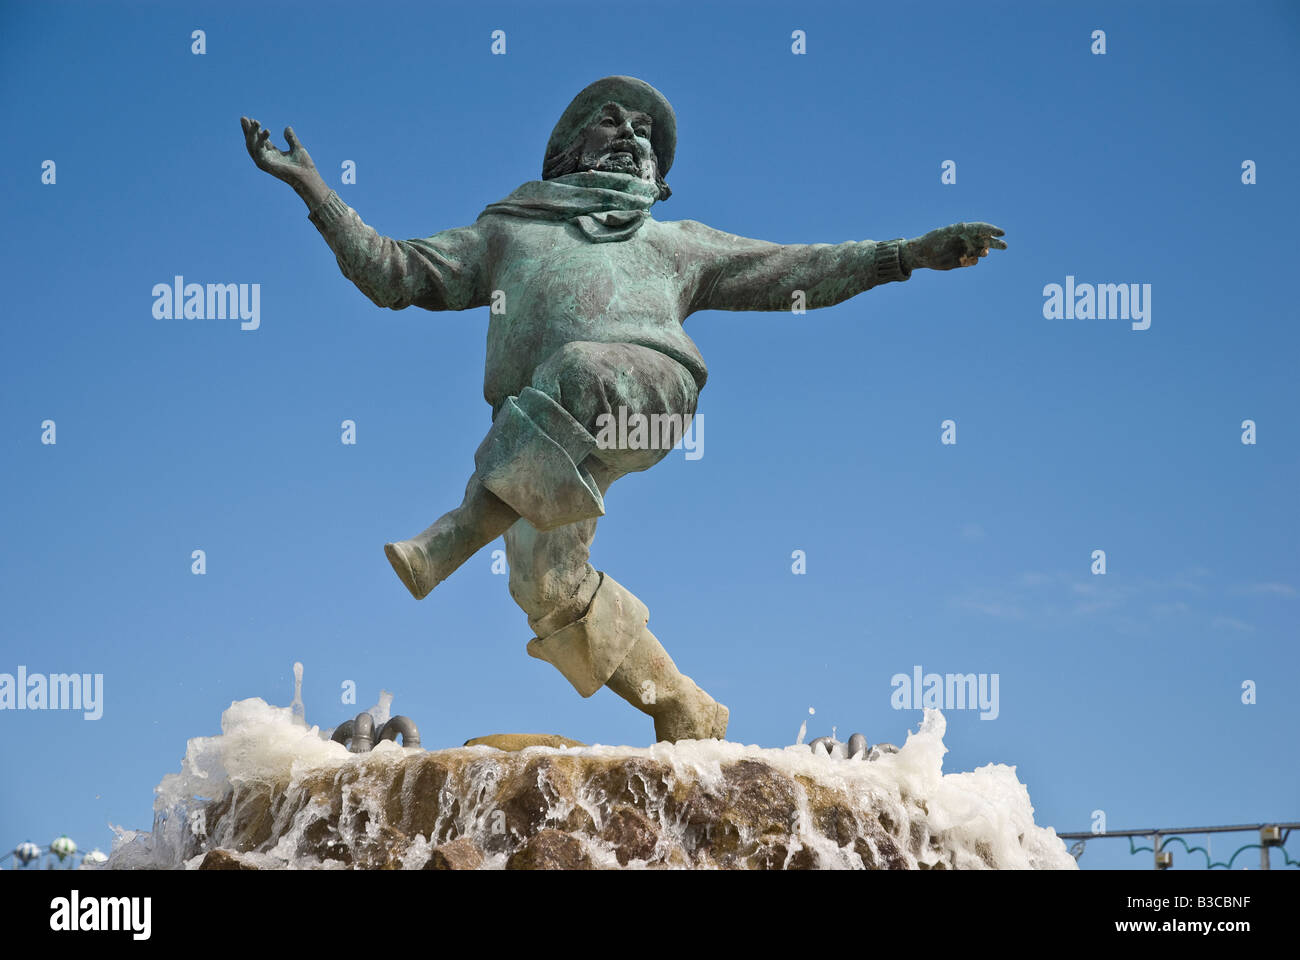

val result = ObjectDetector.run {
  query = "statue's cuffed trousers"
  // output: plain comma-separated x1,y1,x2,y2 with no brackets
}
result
496,342,698,695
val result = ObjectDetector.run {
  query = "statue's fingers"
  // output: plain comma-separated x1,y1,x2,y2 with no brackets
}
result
284,126,302,151
989,238,1008,250
242,120,264,158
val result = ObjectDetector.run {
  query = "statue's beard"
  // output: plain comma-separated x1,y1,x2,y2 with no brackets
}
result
543,134,668,200
581,146,655,181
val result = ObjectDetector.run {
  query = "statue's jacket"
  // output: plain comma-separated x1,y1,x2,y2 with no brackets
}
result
307,170,911,412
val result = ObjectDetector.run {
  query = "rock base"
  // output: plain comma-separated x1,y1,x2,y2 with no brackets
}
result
106,703,1075,870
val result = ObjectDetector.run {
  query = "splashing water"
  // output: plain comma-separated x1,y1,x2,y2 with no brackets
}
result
796,706,815,745
289,662,305,726
106,665,413,869
368,690,393,731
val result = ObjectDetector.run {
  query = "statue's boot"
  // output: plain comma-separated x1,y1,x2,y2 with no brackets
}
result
605,629,730,744
384,476,517,599
526,572,729,743
386,386,607,599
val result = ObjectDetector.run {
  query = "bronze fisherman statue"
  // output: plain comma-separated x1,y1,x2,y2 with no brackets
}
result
241,76,1006,743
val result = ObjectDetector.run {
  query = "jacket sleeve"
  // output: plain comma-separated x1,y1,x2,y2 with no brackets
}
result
307,190,490,311
674,219,911,314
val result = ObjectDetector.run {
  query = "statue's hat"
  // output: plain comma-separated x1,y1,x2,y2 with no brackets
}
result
544,76,676,178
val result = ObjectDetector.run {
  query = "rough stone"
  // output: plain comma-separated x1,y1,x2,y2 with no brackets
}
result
424,836,484,871
197,849,259,871
506,829,593,870
119,735,1073,870
601,806,659,865
465,733,586,751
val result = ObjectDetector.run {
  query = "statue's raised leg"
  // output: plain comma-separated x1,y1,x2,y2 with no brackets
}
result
385,384,607,599
385,340,696,599
384,473,518,600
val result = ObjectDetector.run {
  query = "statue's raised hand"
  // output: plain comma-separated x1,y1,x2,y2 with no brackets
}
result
904,222,1007,271
241,117,317,186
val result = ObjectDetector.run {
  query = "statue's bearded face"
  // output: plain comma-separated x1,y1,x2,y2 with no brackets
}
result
576,102,657,181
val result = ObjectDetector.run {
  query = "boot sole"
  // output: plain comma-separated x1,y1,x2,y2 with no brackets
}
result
384,541,434,600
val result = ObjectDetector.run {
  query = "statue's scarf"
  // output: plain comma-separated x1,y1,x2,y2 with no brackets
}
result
478,170,658,243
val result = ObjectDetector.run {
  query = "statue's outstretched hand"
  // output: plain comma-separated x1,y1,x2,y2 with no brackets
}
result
903,222,1007,272
240,117,318,186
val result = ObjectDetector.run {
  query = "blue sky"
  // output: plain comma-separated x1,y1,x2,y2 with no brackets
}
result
2,0,1297,870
